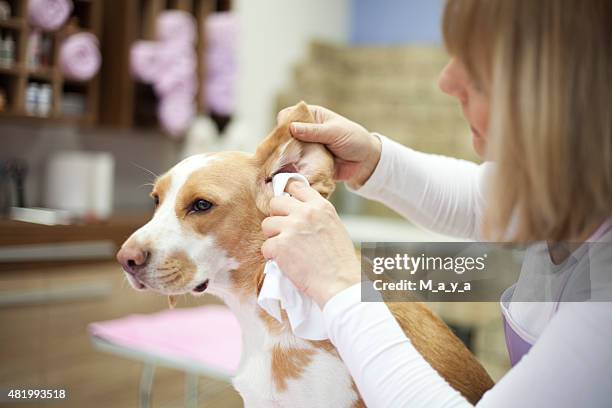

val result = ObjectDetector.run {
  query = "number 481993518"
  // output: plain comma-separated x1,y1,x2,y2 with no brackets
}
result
7,388,67,399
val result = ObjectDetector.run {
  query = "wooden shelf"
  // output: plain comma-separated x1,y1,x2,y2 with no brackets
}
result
0,212,151,270
0,213,151,246
0,17,24,29
0,64,21,75
63,77,90,85
27,67,54,80
0,0,102,126
0,110,89,125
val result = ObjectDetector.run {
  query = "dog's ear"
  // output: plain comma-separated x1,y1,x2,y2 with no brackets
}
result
254,101,335,214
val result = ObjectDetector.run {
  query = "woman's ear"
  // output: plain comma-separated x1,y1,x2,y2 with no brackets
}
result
254,102,335,213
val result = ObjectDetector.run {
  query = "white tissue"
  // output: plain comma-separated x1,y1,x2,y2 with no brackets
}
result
257,173,329,340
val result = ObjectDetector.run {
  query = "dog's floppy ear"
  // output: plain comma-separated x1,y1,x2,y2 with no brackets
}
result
254,102,335,214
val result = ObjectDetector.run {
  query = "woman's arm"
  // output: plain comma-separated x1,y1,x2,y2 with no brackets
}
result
350,135,490,240
324,285,471,408
324,284,612,408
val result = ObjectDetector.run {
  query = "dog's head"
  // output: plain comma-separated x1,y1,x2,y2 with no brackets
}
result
117,102,334,301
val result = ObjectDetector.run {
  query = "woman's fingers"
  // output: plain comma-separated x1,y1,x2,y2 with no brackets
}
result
285,181,321,202
269,195,301,215
289,123,335,144
277,104,340,145
261,216,285,238
261,235,280,260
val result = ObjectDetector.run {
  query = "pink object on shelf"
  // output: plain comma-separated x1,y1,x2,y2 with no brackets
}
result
158,92,196,137
152,44,197,96
204,12,238,116
28,0,73,31
89,305,242,376
206,11,239,45
154,68,197,99
59,32,101,81
156,10,197,44
129,10,201,137
131,41,196,88
130,41,162,83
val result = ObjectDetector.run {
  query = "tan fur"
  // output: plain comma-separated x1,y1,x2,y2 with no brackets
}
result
258,307,288,336
152,174,171,202
308,339,338,356
271,345,316,392
351,381,366,408
388,302,494,404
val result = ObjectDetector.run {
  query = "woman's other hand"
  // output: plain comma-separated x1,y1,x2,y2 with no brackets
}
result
261,180,361,308
277,104,382,189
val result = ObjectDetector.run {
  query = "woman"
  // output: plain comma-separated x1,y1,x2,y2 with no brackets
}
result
261,0,612,407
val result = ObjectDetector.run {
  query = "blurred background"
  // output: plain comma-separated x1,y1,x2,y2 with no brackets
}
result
0,0,508,406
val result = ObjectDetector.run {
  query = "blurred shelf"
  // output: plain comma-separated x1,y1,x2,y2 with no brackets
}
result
0,18,24,29
0,212,152,271
63,77,91,85
0,110,89,125
27,67,55,80
0,64,21,75
0,213,152,246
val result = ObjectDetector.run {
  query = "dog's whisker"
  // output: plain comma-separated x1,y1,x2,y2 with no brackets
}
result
157,270,179,279
152,270,179,286
177,268,190,287
131,162,159,181
165,273,182,286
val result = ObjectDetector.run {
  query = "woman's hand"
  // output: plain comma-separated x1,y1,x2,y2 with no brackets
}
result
261,180,361,308
277,104,382,189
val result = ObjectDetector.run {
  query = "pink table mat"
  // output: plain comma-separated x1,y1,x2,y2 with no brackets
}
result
89,305,242,375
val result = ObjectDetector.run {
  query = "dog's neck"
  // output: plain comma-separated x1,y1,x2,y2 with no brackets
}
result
207,229,301,355
209,278,307,370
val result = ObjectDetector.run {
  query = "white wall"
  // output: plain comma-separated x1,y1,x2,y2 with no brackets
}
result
233,0,350,150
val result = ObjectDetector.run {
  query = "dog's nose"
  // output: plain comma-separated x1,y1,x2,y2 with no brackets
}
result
116,246,149,275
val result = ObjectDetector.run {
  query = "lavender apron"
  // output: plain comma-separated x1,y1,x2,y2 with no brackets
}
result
500,219,612,367
500,286,536,367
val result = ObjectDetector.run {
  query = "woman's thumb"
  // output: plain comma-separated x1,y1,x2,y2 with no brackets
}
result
290,122,333,144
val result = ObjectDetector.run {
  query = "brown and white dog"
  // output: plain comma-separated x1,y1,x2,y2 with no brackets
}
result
117,102,494,407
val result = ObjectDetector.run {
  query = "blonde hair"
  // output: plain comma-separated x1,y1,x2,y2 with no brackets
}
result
443,0,612,242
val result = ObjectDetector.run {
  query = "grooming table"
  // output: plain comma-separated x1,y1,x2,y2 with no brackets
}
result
89,305,241,408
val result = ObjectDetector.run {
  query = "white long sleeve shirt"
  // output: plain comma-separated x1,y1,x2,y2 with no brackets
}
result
322,135,612,407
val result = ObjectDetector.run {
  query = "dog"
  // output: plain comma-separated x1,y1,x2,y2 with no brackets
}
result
117,102,494,407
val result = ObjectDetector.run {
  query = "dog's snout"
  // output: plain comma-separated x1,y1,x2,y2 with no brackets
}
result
117,245,150,274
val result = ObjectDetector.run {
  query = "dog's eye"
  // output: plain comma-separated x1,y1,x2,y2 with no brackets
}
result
152,194,160,207
191,199,213,213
